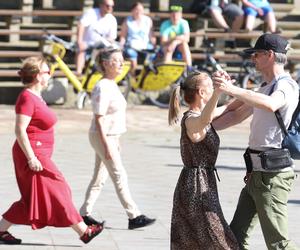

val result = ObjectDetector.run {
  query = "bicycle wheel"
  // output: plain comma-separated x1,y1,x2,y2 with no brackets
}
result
76,91,91,109
140,62,186,108
147,86,173,108
239,74,250,89
240,73,262,89
147,76,184,108
118,74,131,100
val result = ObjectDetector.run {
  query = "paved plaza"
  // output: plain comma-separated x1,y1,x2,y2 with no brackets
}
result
0,104,299,250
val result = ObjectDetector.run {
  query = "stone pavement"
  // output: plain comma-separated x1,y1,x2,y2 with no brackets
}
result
0,104,299,250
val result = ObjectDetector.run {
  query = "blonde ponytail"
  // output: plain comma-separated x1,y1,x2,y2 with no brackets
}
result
168,85,181,125
168,71,210,125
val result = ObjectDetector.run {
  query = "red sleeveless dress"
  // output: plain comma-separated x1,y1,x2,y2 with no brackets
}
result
3,89,82,229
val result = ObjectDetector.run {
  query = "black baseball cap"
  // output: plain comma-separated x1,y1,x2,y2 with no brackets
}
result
244,33,290,55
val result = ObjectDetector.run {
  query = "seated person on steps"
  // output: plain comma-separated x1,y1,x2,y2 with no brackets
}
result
76,0,117,75
159,5,193,71
119,2,156,77
241,0,277,33
208,0,244,32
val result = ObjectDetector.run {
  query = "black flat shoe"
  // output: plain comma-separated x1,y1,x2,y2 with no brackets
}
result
0,231,22,245
128,215,156,230
82,215,104,226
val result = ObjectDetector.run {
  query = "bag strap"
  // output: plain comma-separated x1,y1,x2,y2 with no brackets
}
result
274,108,288,136
268,77,300,136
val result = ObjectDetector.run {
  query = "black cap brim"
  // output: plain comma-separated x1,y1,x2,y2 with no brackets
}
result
243,48,257,55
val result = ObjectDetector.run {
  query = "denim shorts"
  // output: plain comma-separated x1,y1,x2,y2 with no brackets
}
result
124,44,154,60
124,47,138,60
157,47,182,60
244,1,273,17
209,3,243,24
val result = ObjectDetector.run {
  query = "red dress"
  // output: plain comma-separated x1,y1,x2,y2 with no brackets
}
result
3,89,82,229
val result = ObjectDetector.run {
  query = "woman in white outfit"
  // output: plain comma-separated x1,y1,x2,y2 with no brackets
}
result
80,47,155,230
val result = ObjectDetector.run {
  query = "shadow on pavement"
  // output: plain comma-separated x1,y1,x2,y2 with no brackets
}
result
217,165,245,171
288,200,300,205
21,243,81,247
166,164,245,171
147,145,246,151
220,146,245,151
147,144,179,149
104,226,143,231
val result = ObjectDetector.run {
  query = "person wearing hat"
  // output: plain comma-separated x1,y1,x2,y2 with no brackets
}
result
159,5,192,70
212,33,299,249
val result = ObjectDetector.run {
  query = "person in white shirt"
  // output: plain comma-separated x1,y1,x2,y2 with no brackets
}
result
79,47,156,230
213,33,298,250
76,0,117,75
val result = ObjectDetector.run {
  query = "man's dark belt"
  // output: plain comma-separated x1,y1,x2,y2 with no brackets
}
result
248,148,263,154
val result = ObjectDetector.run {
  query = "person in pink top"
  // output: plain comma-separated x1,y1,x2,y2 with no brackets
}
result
0,56,103,245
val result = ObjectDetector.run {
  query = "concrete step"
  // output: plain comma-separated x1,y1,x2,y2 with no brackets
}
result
277,21,300,30
271,3,294,12
21,22,70,29
290,39,300,49
0,40,39,48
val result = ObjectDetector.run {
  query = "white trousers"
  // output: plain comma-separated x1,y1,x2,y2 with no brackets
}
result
79,132,141,219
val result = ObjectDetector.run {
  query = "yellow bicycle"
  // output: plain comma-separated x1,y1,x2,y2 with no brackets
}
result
41,33,131,109
42,33,187,108
129,48,187,108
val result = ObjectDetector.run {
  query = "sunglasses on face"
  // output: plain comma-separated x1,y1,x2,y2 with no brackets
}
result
252,50,270,58
105,4,114,8
39,70,51,75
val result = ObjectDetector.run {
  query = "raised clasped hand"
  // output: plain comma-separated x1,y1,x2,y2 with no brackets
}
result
212,70,234,93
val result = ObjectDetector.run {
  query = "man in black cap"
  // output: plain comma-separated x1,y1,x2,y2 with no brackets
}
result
213,33,299,249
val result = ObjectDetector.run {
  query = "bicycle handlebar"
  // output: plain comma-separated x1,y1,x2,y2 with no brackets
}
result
42,33,76,51
128,46,159,55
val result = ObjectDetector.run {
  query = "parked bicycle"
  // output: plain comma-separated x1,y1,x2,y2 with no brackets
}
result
194,37,262,89
41,33,131,109
194,38,223,73
191,37,263,104
42,33,186,109
192,38,233,105
235,52,262,89
129,47,186,108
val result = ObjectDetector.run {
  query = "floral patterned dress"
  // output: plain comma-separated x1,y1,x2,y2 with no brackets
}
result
170,111,239,250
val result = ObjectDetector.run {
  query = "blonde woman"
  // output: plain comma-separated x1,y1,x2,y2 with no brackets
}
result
119,1,156,76
80,47,155,229
169,71,238,250
0,56,103,245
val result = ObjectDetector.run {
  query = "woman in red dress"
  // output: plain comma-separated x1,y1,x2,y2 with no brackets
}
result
0,56,104,245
